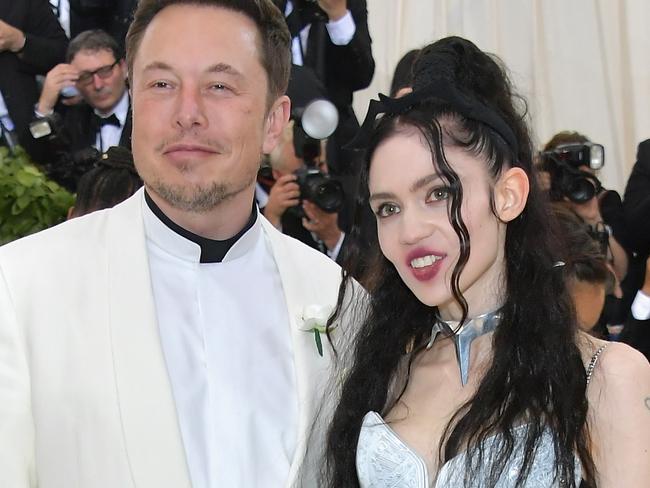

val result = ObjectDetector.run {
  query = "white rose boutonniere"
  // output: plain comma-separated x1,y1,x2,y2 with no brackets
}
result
299,304,335,356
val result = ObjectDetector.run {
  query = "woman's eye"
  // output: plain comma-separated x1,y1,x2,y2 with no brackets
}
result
427,187,450,202
375,203,400,218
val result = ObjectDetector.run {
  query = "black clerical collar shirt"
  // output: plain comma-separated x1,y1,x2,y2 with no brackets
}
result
144,190,257,264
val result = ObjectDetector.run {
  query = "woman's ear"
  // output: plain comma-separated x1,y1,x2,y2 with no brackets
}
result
494,167,529,222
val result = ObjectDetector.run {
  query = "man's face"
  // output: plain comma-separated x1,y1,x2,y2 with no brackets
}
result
271,122,328,177
130,4,287,213
71,49,127,113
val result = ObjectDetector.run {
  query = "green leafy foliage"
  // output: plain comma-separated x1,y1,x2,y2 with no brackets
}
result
0,146,74,245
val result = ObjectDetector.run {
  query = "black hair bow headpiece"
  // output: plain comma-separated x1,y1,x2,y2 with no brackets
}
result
348,77,518,156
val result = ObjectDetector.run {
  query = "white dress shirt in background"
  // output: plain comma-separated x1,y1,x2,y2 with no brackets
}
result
94,90,129,152
631,289,650,321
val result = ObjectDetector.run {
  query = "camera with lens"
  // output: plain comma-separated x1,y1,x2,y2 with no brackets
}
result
291,110,344,213
540,142,604,203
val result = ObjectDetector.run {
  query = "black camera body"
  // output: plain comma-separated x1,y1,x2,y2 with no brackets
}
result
541,142,604,204
290,114,344,214
294,165,344,213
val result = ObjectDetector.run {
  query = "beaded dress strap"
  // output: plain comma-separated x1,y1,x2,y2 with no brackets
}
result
586,344,608,385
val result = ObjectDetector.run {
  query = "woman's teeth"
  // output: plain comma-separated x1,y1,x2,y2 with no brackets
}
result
410,255,442,269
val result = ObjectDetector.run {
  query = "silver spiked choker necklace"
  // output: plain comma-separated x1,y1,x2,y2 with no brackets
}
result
426,310,502,386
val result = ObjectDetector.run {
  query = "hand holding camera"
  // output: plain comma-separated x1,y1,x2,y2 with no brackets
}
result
264,174,301,229
37,64,81,115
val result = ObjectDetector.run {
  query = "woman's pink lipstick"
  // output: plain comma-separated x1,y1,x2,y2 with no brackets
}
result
405,248,446,282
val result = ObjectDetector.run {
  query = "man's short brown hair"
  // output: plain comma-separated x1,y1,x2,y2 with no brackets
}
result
125,0,291,104
67,29,121,63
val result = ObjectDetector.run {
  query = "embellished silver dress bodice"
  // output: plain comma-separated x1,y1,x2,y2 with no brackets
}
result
356,411,582,487
356,345,607,487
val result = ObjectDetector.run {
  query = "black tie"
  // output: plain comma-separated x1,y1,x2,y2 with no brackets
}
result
95,113,121,128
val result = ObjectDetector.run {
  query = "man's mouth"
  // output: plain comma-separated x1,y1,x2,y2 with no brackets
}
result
163,143,218,155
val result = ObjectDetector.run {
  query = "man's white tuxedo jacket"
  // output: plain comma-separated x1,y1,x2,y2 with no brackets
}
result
0,190,349,488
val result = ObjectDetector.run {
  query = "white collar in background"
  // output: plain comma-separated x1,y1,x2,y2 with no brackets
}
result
94,89,129,126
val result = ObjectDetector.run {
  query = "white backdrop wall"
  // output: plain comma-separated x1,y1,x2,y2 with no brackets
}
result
353,0,650,193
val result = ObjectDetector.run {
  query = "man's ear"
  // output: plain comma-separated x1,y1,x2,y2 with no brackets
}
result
494,167,529,222
119,59,128,79
263,95,291,154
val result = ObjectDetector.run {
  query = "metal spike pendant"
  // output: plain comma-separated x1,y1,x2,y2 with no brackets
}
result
425,320,454,349
427,310,501,386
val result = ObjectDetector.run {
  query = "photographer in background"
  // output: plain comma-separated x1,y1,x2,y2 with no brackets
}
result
273,0,374,242
539,131,628,282
262,119,345,260
259,64,346,260
539,131,629,338
22,29,131,192
0,0,68,150
273,0,374,173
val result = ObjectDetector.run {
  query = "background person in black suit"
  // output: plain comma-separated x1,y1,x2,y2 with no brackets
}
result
273,0,374,239
273,0,374,163
0,0,68,148
263,119,346,260
621,139,650,360
68,0,138,51
24,29,131,192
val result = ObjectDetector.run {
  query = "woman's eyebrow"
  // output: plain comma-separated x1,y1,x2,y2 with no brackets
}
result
369,173,442,203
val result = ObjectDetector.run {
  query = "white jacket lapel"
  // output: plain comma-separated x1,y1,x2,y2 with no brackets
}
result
261,218,340,487
106,192,192,488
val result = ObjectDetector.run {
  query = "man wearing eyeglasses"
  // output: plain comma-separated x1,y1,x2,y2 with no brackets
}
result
24,29,131,192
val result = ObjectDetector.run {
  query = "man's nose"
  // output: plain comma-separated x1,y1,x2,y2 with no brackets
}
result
92,73,105,91
175,85,208,130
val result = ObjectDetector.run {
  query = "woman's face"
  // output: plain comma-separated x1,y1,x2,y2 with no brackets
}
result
368,129,507,319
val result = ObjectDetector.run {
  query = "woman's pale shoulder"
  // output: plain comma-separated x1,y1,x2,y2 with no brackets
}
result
580,335,650,393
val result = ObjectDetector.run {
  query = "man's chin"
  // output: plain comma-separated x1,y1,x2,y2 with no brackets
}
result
92,97,117,113
147,179,239,214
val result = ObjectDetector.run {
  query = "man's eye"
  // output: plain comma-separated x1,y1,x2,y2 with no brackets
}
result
152,81,171,89
427,187,450,202
375,203,400,218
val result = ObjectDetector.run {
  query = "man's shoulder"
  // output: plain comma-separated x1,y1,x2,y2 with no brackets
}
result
0,209,109,263
261,216,342,274
0,192,141,269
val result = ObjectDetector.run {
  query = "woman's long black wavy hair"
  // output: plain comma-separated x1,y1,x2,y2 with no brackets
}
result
324,37,596,487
